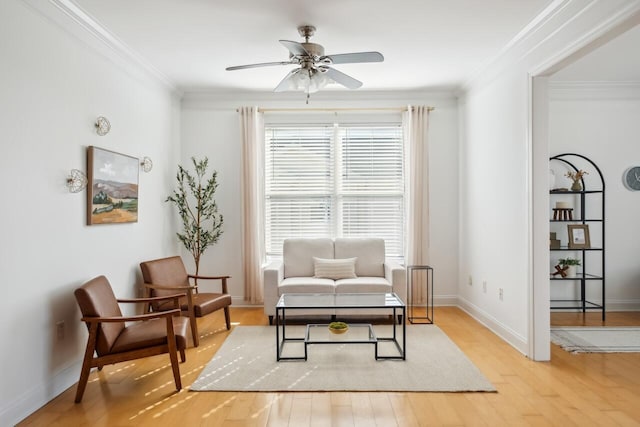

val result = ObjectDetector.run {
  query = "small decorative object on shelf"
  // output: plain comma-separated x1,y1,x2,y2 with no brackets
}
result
553,257,581,278
549,232,561,249
567,224,590,249
565,169,588,191
328,321,348,334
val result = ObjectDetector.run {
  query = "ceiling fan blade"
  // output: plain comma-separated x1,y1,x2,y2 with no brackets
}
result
324,51,384,64
226,61,293,71
324,67,362,89
279,40,310,57
273,69,299,92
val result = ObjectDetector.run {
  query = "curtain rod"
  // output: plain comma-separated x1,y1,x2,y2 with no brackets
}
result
235,106,435,113
259,106,434,113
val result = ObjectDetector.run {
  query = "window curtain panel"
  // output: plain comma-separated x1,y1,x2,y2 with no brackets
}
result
240,107,265,304
403,106,430,302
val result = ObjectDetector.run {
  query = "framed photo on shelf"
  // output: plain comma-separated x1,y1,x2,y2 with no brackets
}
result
567,224,590,249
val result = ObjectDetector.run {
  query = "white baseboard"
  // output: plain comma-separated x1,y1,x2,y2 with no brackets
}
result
602,299,640,312
456,297,529,356
433,295,459,306
551,299,640,312
1,360,81,426
231,296,262,307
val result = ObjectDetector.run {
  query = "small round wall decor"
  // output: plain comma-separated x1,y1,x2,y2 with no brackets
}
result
623,166,640,191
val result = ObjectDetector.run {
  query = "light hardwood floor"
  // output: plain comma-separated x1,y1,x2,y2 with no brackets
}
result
19,307,640,426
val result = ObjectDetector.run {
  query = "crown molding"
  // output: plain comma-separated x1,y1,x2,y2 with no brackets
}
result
460,0,571,91
549,80,640,99
22,0,180,96
460,0,640,94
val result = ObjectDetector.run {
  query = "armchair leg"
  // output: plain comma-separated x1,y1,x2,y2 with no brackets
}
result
180,349,186,363
166,316,182,391
268,315,274,325
75,359,92,403
188,312,199,347
224,306,231,330
75,324,98,403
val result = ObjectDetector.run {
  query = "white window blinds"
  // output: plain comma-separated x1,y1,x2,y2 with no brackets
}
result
265,124,404,259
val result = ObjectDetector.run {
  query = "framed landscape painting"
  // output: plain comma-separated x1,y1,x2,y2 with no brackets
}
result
86,146,139,225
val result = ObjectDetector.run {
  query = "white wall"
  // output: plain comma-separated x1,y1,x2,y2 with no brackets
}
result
458,0,640,359
548,85,640,309
181,91,460,305
0,1,181,424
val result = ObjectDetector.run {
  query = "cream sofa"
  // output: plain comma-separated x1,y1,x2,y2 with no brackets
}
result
263,237,406,324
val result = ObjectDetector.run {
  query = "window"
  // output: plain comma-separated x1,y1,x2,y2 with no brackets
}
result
265,123,404,260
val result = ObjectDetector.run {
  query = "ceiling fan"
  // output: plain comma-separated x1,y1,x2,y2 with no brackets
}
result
226,25,383,100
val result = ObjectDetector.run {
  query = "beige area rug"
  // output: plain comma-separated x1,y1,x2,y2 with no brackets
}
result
190,325,495,392
551,327,640,353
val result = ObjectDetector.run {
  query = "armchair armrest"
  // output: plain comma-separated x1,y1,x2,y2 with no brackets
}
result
118,293,187,304
144,283,195,292
384,261,406,304
81,308,181,323
187,274,230,294
263,260,284,317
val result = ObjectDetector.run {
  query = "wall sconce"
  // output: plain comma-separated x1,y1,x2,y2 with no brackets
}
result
140,156,153,173
95,116,111,136
66,169,88,193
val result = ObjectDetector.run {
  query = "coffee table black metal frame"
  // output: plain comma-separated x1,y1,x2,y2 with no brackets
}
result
275,293,406,361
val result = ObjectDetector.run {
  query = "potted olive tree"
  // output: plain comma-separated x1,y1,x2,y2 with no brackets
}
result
166,157,223,277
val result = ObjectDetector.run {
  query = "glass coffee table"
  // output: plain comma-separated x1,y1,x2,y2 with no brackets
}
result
275,293,406,361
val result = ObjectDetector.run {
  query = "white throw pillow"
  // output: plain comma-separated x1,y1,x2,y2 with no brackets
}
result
313,257,358,280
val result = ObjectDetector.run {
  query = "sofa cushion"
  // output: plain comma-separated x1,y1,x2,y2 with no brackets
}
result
334,238,385,277
279,277,336,294
283,238,334,278
313,257,357,280
334,277,392,293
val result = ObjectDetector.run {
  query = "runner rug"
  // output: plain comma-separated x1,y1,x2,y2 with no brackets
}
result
551,326,640,353
190,325,495,392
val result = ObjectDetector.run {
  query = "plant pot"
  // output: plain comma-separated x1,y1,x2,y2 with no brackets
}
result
571,181,582,191
565,265,577,278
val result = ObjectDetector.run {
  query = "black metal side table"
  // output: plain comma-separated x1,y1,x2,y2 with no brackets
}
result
406,265,434,324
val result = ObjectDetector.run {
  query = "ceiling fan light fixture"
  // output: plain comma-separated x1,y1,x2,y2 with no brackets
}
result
287,69,329,93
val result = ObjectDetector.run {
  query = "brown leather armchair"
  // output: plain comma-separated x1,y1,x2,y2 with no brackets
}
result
73,275,189,403
140,256,232,347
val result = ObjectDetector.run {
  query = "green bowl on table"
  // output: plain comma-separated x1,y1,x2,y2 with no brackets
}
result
328,321,349,334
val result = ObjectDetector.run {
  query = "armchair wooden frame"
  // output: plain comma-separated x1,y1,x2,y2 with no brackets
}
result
144,274,230,347
75,293,186,403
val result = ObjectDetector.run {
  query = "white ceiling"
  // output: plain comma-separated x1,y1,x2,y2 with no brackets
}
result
70,0,554,93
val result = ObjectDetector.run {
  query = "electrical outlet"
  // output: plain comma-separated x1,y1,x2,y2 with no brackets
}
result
482,281,487,293
499,288,504,301
468,275,473,286
56,321,65,340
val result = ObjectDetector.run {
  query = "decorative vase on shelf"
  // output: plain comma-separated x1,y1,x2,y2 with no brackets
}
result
565,265,577,278
570,180,582,191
